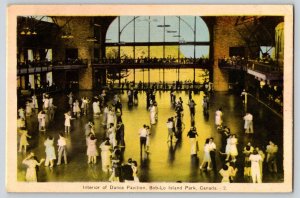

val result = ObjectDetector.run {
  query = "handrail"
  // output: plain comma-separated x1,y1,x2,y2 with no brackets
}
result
17,59,88,69
218,58,281,73
92,57,210,66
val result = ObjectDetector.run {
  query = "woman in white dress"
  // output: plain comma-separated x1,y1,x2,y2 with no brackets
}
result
25,101,33,116
199,138,212,170
102,105,109,126
73,99,81,117
64,111,74,134
31,95,38,109
225,135,232,161
100,139,112,172
18,107,25,120
243,113,254,134
43,96,49,110
132,161,139,182
38,111,46,132
22,152,45,182
93,100,101,117
44,136,56,167
107,123,116,148
107,108,116,128
81,97,89,115
219,164,230,183
17,117,26,130
229,134,238,162
87,135,99,164
215,108,223,128
149,104,156,125
67,92,73,109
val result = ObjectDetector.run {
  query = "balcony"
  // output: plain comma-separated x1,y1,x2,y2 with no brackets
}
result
17,59,88,75
218,57,283,81
92,57,211,69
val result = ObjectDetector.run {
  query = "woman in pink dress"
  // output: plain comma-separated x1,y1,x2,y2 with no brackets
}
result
87,135,99,164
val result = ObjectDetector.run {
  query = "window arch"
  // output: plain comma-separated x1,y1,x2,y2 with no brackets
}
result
105,16,210,59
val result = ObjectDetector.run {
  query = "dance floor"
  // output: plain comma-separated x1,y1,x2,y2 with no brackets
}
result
17,90,283,183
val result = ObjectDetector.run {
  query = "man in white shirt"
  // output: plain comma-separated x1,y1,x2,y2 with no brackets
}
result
243,113,254,134
57,133,67,165
249,150,263,183
166,117,175,143
139,125,149,155
241,89,248,104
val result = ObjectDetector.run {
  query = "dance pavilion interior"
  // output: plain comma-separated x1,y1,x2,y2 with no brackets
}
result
16,15,284,183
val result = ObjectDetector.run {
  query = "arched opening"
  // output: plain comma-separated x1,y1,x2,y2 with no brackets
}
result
103,16,211,88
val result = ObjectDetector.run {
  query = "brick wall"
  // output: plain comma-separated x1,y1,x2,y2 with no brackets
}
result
53,17,94,90
213,17,247,91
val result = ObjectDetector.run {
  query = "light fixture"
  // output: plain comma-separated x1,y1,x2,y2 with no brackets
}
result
166,30,177,33
86,36,98,42
19,17,38,36
61,21,74,39
94,23,101,27
157,24,171,27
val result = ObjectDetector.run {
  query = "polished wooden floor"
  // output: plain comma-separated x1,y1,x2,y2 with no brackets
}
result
17,90,283,183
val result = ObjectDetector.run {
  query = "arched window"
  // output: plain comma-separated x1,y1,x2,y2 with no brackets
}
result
105,16,210,59
104,16,211,84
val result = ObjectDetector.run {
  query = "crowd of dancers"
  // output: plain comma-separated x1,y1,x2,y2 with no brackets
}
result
17,86,279,183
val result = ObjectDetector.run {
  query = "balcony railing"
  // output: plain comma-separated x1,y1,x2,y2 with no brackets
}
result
92,57,211,68
218,57,283,81
17,59,88,75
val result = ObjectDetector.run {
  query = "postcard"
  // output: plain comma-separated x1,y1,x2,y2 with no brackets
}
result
6,4,293,192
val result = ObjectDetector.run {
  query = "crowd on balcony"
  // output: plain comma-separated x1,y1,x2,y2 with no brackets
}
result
94,56,210,66
17,58,87,69
218,56,248,68
219,53,278,70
